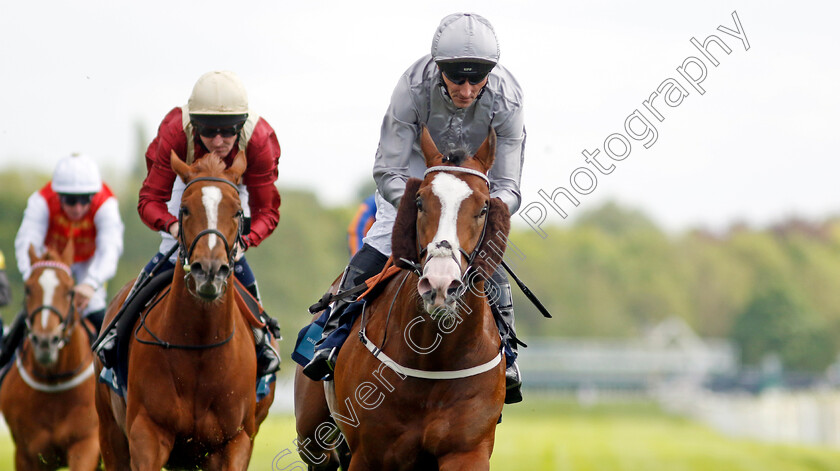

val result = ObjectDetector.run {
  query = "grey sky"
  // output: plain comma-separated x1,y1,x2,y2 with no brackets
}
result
1,0,837,232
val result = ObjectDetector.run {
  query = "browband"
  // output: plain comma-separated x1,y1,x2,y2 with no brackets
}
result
424,166,490,186
30,261,73,277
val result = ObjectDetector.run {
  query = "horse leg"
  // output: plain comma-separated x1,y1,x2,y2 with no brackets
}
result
14,448,38,471
96,386,130,470
127,412,174,471
203,430,253,471
66,435,101,471
437,448,493,471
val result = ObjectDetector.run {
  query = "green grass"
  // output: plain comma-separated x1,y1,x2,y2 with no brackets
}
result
4,395,840,470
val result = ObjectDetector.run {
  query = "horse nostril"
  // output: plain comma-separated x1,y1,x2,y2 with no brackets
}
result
418,277,432,296
446,280,463,298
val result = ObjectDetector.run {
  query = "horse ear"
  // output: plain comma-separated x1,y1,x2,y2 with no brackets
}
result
473,127,496,173
60,240,74,266
391,179,423,270
471,197,510,279
419,125,443,168
225,151,247,185
170,150,192,182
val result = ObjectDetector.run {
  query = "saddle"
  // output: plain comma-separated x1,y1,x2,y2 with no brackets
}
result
293,258,401,367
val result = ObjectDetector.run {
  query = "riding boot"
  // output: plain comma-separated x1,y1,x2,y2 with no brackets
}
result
303,244,388,381
95,268,150,369
0,310,27,370
489,269,524,404
245,281,282,377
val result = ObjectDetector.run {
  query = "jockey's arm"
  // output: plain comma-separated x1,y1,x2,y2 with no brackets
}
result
14,191,49,279
487,104,526,215
82,196,124,292
373,74,420,209
137,109,183,234
240,121,281,249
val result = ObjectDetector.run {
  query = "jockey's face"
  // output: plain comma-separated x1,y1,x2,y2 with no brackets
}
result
199,133,237,159
442,73,488,108
61,201,90,221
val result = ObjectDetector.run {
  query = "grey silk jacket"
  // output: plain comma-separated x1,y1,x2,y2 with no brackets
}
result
372,55,526,214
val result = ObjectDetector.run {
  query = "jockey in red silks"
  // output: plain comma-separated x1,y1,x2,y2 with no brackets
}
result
303,13,527,404
95,70,282,377
0,154,124,368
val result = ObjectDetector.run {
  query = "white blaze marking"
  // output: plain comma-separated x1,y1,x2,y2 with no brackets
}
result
428,173,472,257
201,186,223,250
38,269,60,329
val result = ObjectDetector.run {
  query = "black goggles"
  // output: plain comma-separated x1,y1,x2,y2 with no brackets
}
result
438,61,495,85
59,194,93,206
197,124,242,138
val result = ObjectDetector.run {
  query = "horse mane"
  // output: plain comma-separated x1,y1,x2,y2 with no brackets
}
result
392,179,423,269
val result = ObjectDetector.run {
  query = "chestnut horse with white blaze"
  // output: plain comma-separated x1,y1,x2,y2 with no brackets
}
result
94,151,275,470
295,127,510,470
0,243,100,471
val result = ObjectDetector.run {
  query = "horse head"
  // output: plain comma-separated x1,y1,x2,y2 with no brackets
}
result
170,150,247,302
392,126,511,318
24,243,76,366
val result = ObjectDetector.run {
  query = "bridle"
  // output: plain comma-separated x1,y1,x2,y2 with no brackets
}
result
23,261,76,353
412,166,491,277
177,176,245,291
20,260,96,387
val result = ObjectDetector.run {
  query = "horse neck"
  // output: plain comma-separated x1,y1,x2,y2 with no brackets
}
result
386,273,499,369
158,264,238,342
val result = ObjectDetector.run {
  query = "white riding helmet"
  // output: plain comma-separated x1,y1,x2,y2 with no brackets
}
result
431,13,500,65
188,70,249,127
52,153,102,194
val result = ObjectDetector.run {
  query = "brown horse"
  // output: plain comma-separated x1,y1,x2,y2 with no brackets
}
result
295,127,511,470
94,151,275,470
0,243,100,470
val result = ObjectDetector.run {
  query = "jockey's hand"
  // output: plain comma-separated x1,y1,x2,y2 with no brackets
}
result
73,283,95,311
233,240,246,262
168,221,180,239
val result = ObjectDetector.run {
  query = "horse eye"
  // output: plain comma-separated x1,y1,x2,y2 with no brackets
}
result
181,207,190,216
52,335,61,344
415,197,423,212
478,205,488,217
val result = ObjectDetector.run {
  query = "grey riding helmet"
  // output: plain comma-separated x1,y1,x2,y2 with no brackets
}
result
431,13,499,82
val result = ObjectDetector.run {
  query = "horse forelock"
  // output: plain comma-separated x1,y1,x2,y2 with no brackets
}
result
193,153,228,178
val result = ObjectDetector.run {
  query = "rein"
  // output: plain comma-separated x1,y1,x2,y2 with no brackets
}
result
133,286,236,351
358,264,502,380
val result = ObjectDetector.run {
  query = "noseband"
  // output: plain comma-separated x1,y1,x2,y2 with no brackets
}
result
415,166,491,274
177,176,245,273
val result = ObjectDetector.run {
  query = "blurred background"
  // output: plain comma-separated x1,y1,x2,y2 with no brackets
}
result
1,0,840,469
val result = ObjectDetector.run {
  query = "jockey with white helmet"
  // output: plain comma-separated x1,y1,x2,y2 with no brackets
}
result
0,154,124,367
95,70,283,377
304,13,527,404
